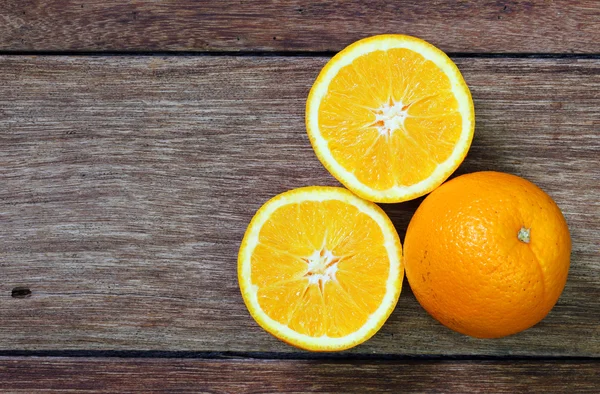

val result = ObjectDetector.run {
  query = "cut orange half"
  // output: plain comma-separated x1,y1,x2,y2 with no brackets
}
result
306,35,475,203
238,186,403,351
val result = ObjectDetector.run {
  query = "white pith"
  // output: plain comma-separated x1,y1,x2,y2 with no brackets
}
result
375,100,409,136
304,249,339,285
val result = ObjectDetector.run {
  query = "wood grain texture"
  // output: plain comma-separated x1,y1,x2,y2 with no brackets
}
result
1,1,600,53
0,56,599,355
0,357,598,393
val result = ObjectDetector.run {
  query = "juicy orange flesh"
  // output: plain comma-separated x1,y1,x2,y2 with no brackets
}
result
252,200,389,337
318,48,462,190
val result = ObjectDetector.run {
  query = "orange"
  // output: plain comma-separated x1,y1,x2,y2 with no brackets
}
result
404,171,571,338
238,186,403,351
306,34,474,203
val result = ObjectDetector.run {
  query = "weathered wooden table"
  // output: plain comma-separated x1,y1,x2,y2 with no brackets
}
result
1,1,599,392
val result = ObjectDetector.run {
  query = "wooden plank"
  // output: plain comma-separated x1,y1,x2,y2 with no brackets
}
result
1,1,600,53
0,56,598,355
0,357,598,393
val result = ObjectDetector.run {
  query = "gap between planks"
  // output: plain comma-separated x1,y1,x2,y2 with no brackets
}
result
0,350,598,361
2,51,600,59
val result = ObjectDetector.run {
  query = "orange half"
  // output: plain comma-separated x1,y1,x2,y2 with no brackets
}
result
306,35,475,203
238,187,403,351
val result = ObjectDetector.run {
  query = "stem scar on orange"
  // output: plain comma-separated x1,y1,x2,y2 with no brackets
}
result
404,171,571,338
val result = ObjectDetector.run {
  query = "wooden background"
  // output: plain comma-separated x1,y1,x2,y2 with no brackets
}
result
0,1,599,392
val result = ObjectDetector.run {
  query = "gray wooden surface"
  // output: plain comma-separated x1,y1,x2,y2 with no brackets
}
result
1,1,600,53
1,56,598,356
0,357,598,393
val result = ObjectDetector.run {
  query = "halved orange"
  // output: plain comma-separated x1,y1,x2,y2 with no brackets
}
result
306,35,475,203
238,186,403,351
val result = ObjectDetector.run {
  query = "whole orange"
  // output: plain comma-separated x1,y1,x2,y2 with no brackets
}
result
404,171,571,338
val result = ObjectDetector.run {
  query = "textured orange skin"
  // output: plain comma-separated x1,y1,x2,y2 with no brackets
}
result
404,171,571,338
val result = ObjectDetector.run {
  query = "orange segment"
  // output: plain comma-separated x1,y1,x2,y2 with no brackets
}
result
325,49,391,110
306,34,475,202
407,91,459,117
257,279,309,325
238,186,403,351
323,280,370,338
250,244,307,288
336,250,389,315
319,96,376,137
388,48,453,104
335,270,386,316
258,202,319,256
